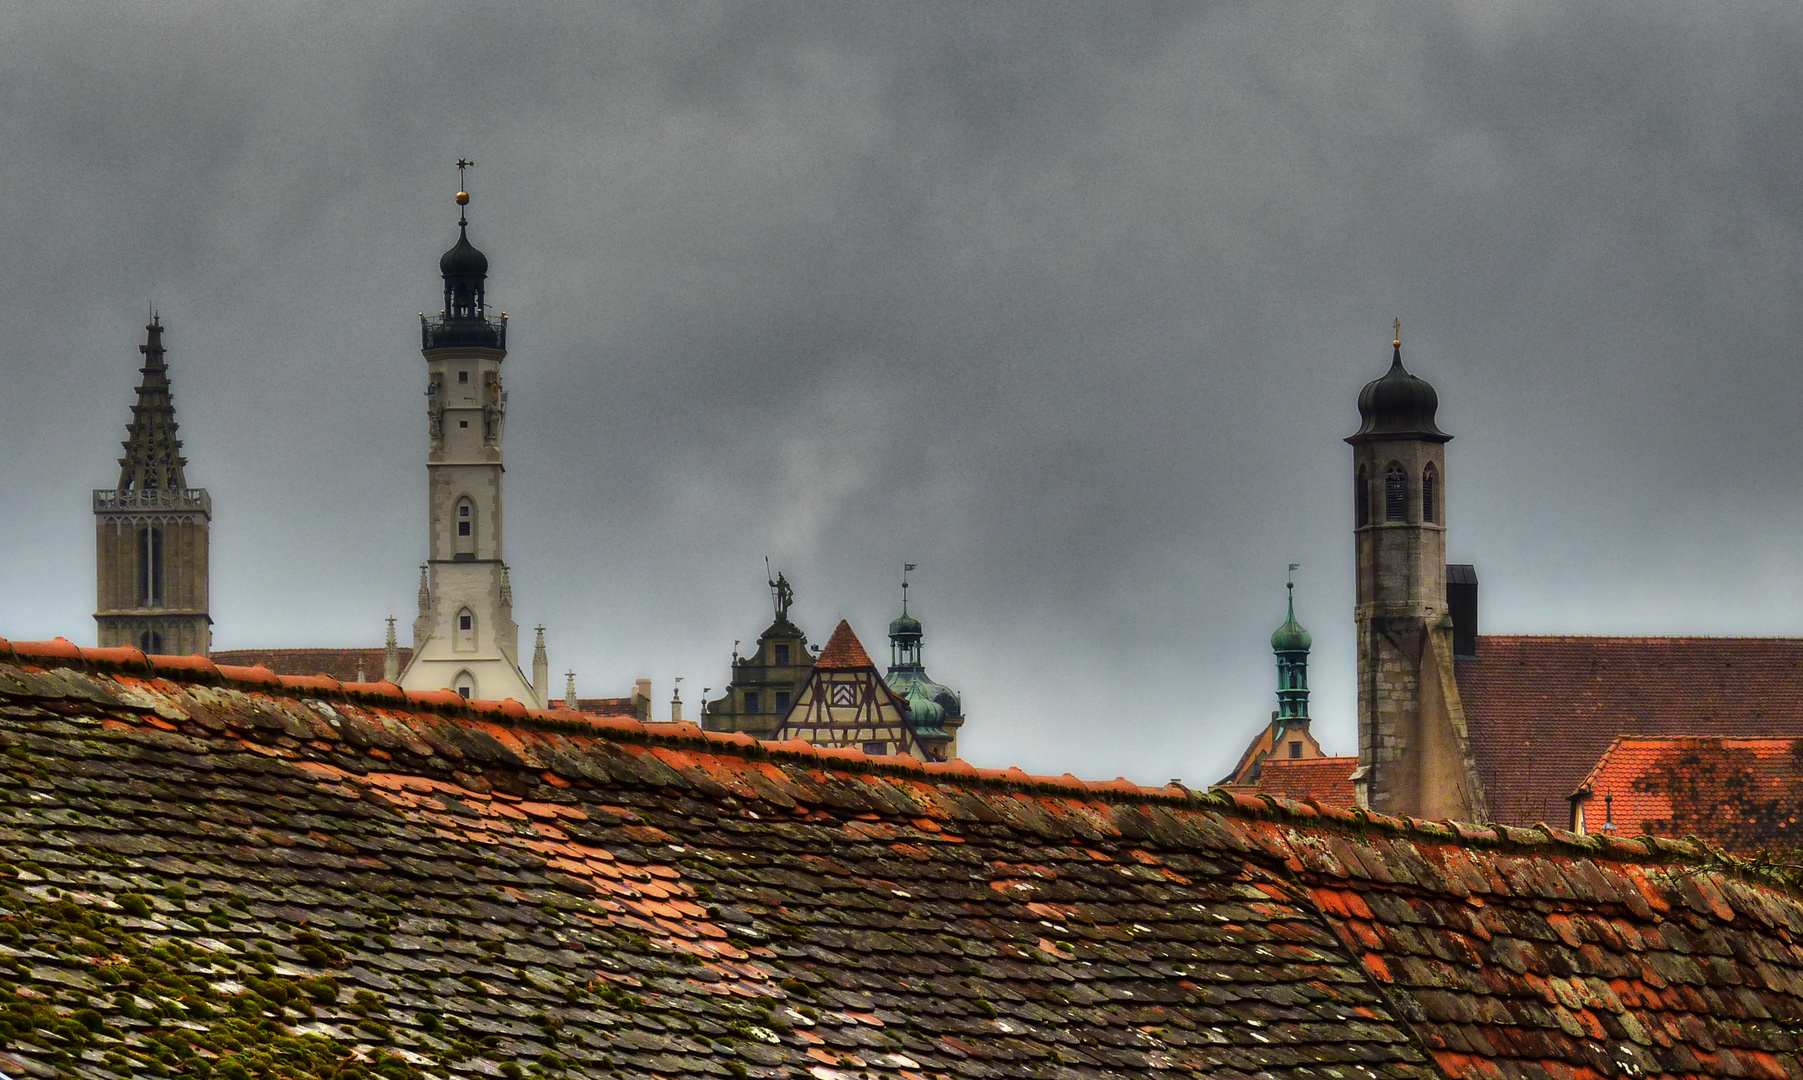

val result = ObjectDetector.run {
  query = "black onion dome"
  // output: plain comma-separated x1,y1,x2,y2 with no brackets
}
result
1347,345,1451,444
440,227,489,279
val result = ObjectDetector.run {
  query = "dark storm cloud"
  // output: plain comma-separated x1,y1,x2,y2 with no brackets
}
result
4,2,1802,784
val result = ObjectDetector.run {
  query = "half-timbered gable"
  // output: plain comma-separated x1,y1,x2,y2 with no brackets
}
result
775,619,944,758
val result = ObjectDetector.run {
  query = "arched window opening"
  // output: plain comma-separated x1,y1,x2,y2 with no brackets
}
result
453,671,476,700
455,497,476,557
139,630,164,654
1422,463,1439,523
1384,464,1408,523
1355,466,1370,528
455,607,476,651
137,526,165,606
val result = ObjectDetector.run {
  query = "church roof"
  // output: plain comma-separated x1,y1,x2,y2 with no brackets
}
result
5,635,1803,1080
814,619,876,669
1573,735,1803,854
1247,755,1357,807
210,647,413,684
1458,634,1803,827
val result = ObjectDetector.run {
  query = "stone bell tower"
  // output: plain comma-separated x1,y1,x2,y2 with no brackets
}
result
1346,324,1481,821
397,169,541,706
94,317,212,656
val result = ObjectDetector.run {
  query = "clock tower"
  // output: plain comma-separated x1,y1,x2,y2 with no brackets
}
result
397,173,542,706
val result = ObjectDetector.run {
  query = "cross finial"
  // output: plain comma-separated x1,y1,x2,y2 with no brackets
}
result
1393,317,1401,348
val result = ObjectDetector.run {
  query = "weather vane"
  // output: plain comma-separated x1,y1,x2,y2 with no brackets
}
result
455,159,474,222
902,563,917,613
1287,562,1300,591
1393,317,1401,347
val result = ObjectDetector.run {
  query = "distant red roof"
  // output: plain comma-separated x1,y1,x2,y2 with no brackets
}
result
1252,756,1358,808
1458,635,1803,827
1574,735,1803,854
575,696,641,718
813,619,876,670
210,647,410,684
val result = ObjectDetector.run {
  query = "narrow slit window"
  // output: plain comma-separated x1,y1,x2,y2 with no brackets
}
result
138,527,165,606
1355,466,1370,528
1384,464,1408,522
1422,463,1439,523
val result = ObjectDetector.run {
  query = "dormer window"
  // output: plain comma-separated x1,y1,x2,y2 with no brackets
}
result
1384,464,1407,522
775,644,790,666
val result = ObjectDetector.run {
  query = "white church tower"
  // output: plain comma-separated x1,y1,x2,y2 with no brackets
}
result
399,167,543,706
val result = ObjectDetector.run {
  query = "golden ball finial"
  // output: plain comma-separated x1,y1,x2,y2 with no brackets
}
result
455,191,470,206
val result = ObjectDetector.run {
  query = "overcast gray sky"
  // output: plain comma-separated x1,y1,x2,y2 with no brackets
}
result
4,2,1802,786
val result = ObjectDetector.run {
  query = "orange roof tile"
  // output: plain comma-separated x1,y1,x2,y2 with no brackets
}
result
1574,735,1803,854
1250,755,1358,808
1458,635,1803,826
813,619,876,670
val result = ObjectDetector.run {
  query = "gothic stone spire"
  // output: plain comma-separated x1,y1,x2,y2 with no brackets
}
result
116,318,188,493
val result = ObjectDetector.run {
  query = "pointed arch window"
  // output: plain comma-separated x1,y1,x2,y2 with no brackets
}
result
455,607,476,651
1355,466,1371,528
1384,464,1408,522
137,526,165,606
139,629,164,654
1422,463,1439,523
453,671,476,700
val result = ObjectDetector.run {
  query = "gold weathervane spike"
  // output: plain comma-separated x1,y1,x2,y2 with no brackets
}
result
1393,317,1402,348
455,158,474,211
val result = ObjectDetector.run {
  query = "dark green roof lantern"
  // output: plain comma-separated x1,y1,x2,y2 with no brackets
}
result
885,564,965,723
1273,571,1311,726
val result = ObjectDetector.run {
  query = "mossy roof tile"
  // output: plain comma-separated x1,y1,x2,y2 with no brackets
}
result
2,646,1803,1079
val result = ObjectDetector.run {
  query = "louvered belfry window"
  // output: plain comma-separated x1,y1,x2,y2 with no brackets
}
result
1422,463,1438,523
1384,464,1407,522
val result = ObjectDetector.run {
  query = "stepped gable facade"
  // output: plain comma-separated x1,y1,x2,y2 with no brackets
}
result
3,638,1803,1080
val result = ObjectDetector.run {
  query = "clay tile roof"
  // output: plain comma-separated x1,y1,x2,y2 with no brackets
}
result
1458,634,1803,827
210,646,411,684
3,635,1803,1080
1250,755,1358,807
1576,734,1803,854
813,618,875,669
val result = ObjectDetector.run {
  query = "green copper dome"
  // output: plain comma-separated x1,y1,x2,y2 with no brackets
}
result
1271,591,1311,653
888,611,922,639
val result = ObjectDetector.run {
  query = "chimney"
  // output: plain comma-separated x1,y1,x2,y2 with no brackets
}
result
633,678,652,722
1446,564,1479,658
531,625,549,705
670,679,683,724
383,616,400,682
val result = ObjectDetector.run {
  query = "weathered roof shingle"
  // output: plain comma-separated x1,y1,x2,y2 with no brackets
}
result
0,636,1800,1080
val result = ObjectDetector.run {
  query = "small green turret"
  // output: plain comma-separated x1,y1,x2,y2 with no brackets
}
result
1272,575,1311,726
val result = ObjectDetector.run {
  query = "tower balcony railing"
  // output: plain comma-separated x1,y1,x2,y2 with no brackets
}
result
93,488,212,513
422,313,507,351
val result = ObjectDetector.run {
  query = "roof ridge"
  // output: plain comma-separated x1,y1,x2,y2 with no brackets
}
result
0,634,1768,876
